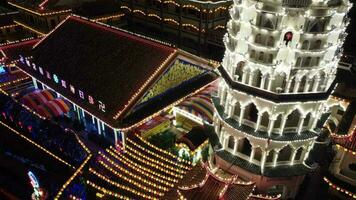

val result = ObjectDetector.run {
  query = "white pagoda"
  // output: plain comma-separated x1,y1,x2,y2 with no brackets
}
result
210,0,352,198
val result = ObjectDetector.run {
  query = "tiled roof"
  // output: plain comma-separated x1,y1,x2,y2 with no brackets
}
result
177,126,208,151
0,39,40,63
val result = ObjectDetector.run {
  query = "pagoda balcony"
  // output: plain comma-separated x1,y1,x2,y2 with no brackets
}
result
282,0,311,8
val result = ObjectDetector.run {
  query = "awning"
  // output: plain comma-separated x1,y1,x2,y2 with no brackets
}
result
42,99,70,117
36,105,52,118
22,89,55,106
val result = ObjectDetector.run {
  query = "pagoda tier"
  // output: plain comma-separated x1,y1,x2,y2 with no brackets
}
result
211,0,352,198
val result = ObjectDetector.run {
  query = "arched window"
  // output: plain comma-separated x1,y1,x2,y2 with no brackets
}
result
277,145,292,162
274,114,283,129
244,103,258,123
267,54,273,64
301,40,309,50
259,52,264,61
235,61,245,82
303,113,312,127
260,112,269,128
313,57,320,67
298,76,307,92
252,70,262,87
267,36,274,47
296,57,302,67
255,34,262,44
266,150,275,162
234,102,242,119
294,148,303,161
254,147,263,162
303,57,311,67
228,136,235,150
250,50,256,59
238,138,252,157
285,109,302,128
313,40,322,49
273,73,286,92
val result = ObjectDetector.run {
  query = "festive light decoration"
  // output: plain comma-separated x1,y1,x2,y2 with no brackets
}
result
8,2,72,16
126,138,190,169
86,180,131,199
335,144,356,155
0,76,30,88
323,177,356,199
13,20,46,36
89,168,160,199
99,151,174,187
93,14,125,22
105,149,179,183
0,24,19,30
110,146,184,178
54,154,92,200
0,120,74,168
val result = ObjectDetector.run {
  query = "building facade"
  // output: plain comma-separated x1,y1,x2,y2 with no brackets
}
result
210,0,352,198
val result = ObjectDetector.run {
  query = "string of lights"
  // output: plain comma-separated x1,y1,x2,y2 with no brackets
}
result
0,120,74,168
89,168,160,199
126,138,190,169
110,146,184,178
86,180,131,200
124,144,187,174
105,149,179,183
99,151,175,187
54,154,92,200
323,177,356,199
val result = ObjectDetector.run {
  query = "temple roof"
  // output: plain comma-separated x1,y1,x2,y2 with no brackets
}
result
0,38,40,64
14,15,216,129
8,0,72,14
176,163,256,200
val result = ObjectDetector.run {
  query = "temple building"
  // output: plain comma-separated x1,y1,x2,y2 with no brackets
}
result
1,15,218,146
209,0,352,198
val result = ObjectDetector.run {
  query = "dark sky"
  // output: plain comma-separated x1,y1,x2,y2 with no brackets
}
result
343,0,356,56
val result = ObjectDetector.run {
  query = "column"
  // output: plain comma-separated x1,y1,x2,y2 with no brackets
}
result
260,75,266,89
255,113,262,131
114,129,118,145
91,115,95,125
121,131,126,149
249,148,256,162
248,72,254,85
223,135,229,149
312,77,320,92
293,79,301,93
220,87,227,105
261,151,267,174
290,149,297,165
242,71,247,84
96,118,101,135
267,118,275,136
273,152,279,167
219,130,225,144
285,80,292,93
233,139,238,155
239,107,245,126
228,103,235,118
325,75,334,91
214,121,221,134
224,94,230,114
297,116,305,134
303,80,311,92
311,112,320,130
279,115,288,135
267,76,274,91
32,78,38,89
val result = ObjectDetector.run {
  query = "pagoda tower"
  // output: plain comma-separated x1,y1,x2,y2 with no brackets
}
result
210,0,352,198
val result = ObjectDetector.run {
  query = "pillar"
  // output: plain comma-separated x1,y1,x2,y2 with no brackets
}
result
290,149,297,165
267,76,274,91
233,139,238,155
223,135,229,149
267,118,275,136
297,116,305,134
249,148,256,162
261,151,267,174
121,131,126,149
312,77,320,92
239,107,245,126
260,75,267,89
273,152,279,167
96,118,101,135
303,80,310,92
242,71,247,84
114,129,118,145
255,113,262,131
32,77,38,89
285,80,292,93
248,72,254,86
279,115,288,135
293,79,301,93
91,115,95,125
228,103,235,118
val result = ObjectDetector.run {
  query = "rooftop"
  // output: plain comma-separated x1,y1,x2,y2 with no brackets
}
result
15,15,216,128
